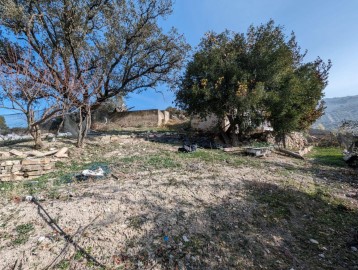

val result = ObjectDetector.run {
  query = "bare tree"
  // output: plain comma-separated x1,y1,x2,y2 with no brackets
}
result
0,0,189,147
0,45,69,148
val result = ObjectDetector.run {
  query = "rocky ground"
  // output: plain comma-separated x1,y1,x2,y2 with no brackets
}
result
0,134,357,269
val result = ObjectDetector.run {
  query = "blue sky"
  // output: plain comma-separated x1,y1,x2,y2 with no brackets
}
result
127,0,358,110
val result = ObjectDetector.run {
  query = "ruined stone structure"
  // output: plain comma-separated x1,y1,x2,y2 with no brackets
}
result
0,158,56,181
108,109,170,128
190,114,230,132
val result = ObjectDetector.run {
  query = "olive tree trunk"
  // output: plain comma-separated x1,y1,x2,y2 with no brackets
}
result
27,112,44,149
76,107,91,148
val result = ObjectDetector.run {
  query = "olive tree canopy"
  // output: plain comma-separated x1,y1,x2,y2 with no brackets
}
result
176,20,331,145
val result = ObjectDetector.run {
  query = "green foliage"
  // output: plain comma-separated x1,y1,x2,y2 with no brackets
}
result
176,20,331,142
0,115,8,133
55,260,70,270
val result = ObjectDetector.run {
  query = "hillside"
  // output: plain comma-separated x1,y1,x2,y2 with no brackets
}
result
313,95,358,130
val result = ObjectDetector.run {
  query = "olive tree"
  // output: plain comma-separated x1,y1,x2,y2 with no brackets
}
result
176,20,331,146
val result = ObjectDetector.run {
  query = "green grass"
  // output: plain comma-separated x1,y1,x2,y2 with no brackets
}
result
13,223,34,245
118,154,179,170
178,149,243,164
307,147,346,167
146,155,179,169
55,260,70,270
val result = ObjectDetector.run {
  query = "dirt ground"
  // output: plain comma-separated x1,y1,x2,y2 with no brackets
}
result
0,134,357,269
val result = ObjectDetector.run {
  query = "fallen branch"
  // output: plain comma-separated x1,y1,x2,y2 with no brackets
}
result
274,147,304,160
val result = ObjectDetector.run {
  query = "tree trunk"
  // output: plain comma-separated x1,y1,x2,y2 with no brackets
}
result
30,124,44,149
76,107,91,148
56,118,64,136
276,133,287,148
282,133,286,148
27,111,44,149
220,131,231,146
225,116,239,146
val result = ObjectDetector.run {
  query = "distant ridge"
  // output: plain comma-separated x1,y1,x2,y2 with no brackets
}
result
312,95,358,130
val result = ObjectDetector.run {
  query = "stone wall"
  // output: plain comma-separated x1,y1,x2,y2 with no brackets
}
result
191,114,230,132
0,158,56,181
108,109,170,128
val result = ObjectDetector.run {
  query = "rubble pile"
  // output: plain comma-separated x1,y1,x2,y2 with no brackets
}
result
0,147,68,181
0,158,56,181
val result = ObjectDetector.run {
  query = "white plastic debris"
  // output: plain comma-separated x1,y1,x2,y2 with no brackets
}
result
82,167,104,177
25,195,33,202
182,235,189,242
38,236,46,243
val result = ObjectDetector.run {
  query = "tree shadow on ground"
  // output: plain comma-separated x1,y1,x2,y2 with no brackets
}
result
264,159,358,189
101,180,358,269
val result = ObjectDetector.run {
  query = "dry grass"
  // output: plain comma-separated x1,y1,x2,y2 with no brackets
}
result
0,135,357,269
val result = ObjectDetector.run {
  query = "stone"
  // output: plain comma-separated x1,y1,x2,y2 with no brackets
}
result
0,152,10,158
5,160,14,166
110,136,120,142
26,150,45,157
42,164,54,170
99,136,111,144
11,165,22,173
351,246,358,252
12,160,21,165
54,147,68,158
9,149,26,157
310,239,319,244
42,150,59,156
24,170,43,177
22,158,50,165
41,158,51,164
21,159,42,165
22,165,43,172
12,175,24,181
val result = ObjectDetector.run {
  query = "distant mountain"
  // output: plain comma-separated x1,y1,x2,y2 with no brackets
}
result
312,95,358,130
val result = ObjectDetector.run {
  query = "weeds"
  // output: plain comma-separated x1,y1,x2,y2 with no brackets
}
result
55,260,70,270
13,223,34,245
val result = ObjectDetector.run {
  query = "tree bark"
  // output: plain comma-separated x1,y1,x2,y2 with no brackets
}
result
56,118,64,135
30,124,44,149
76,107,91,148
27,111,44,149
225,116,239,146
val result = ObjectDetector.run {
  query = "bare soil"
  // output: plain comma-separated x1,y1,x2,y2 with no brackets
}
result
0,134,357,269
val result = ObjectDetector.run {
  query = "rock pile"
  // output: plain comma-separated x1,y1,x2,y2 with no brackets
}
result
0,158,56,181
0,147,68,181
